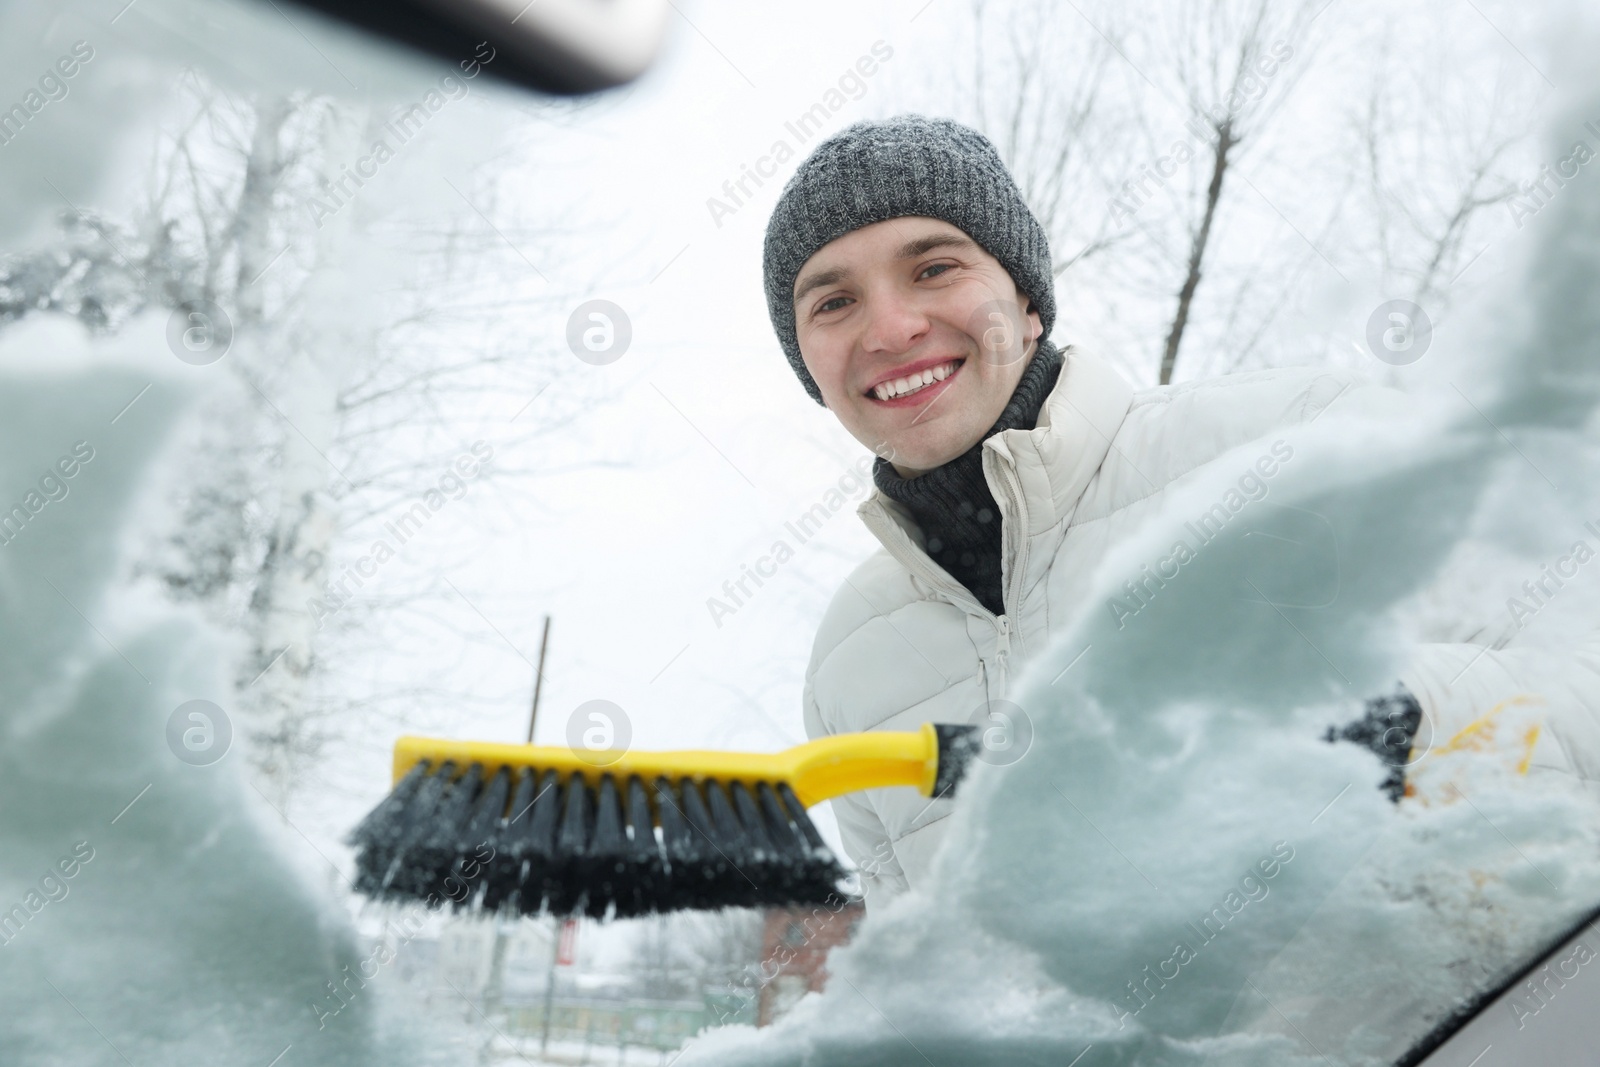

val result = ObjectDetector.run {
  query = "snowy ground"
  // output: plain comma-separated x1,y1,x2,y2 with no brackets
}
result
484,1034,684,1065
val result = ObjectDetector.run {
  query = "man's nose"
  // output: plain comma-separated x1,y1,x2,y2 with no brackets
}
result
860,290,929,355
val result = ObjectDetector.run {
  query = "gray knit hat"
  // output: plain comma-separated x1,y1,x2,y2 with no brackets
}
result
763,113,1055,406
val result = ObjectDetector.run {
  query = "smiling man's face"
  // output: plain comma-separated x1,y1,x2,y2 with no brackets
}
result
792,216,1043,477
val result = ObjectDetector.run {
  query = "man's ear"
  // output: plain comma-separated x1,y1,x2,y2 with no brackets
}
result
799,351,833,411
1023,299,1042,348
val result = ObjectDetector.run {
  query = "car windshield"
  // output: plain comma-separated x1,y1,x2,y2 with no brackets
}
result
3,2,1597,1066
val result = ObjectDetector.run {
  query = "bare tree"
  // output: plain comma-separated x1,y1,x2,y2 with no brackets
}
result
943,0,1133,279
625,909,765,1001
1355,36,1537,313
675,909,766,988
922,0,1329,384
924,0,1543,391
0,67,617,805
1133,0,1325,383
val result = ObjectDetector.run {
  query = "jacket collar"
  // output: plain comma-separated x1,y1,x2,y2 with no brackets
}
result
855,345,1136,599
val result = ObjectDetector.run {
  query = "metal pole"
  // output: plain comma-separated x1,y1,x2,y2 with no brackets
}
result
527,614,552,744
529,616,558,1060
540,917,559,1059
485,615,552,1054
483,916,509,1018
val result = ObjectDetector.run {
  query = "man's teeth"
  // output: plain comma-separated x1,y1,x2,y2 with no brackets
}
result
873,360,958,401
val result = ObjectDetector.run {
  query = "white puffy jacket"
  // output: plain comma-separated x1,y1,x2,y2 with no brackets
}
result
801,345,1600,904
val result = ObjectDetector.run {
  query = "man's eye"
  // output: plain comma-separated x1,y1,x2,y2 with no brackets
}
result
919,263,953,280
817,296,849,314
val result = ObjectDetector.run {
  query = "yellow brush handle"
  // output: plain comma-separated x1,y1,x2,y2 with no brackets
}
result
392,722,941,809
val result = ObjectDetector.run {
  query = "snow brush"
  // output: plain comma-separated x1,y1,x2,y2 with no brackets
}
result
346,722,982,919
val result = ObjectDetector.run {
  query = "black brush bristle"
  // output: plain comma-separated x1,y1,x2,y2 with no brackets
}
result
478,766,534,912
932,723,982,798
549,773,593,915
448,766,510,910
776,782,847,899
619,776,667,918
404,762,484,902
506,767,562,914
761,781,844,901
652,775,705,912
702,779,756,900
348,760,432,896
348,761,851,919
577,774,626,919
356,759,457,901
675,777,729,909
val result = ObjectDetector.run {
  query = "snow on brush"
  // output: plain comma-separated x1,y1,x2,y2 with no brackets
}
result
675,51,1600,1067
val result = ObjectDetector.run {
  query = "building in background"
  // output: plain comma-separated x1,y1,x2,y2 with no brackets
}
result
757,897,865,1026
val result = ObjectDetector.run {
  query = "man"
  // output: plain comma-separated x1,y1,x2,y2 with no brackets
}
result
761,113,1600,904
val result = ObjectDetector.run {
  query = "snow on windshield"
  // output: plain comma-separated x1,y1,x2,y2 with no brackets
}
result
0,321,484,1062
